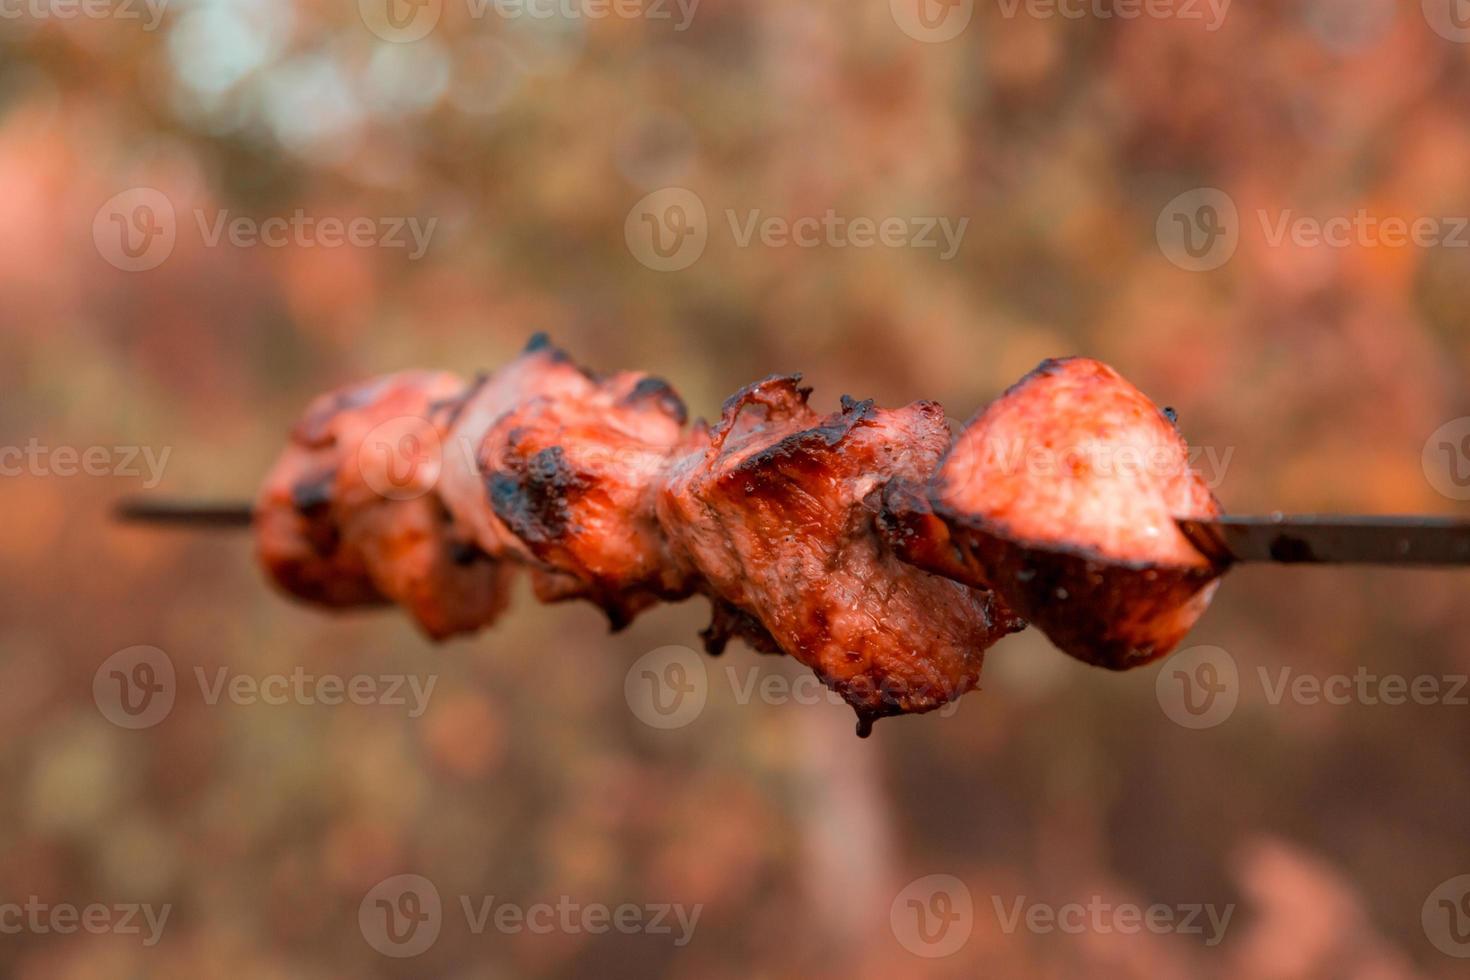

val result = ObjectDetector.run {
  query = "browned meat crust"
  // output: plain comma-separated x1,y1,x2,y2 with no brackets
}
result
658,376,1024,733
437,334,599,565
932,357,1223,669
254,370,513,640
477,369,698,629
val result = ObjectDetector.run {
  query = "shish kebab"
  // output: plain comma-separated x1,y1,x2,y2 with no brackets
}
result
116,335,1470,736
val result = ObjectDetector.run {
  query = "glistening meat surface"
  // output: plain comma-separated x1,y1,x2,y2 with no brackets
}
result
657,376,1024,733
931,357,1223,669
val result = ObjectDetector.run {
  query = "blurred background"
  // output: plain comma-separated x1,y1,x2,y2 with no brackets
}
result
3,0,1470,976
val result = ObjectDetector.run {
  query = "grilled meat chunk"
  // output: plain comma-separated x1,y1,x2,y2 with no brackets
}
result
932,357,1223,670
478,370,697,628
658,376,1024,733
255,370,513,640
436,334,598,565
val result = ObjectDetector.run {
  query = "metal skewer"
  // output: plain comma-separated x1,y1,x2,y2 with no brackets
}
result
113,496,1470,568
1176,514,1470,567
114,498,255,529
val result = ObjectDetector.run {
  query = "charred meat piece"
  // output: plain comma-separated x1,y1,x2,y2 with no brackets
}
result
255,370,513,640
658,376,1024,733
932,357,1223,670
479,370,697,629
436,334,598,566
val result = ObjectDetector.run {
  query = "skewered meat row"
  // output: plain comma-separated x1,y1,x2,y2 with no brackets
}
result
254,337,1224,732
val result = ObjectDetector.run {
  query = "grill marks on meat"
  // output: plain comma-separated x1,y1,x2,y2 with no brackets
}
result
478,369,698,629
931,357,1223,669
254,370,513,640
657,376,1024,733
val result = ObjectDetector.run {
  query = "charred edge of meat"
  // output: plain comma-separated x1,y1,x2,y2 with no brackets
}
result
288,471,343,558
715,391,878,493
623,376,689,426
876,480,985,589
700,598,782,657
931,503,1227,576
486,444,588,547
522,332,598,381
708,374,815,450
485,444,662,631
941,515,1220,669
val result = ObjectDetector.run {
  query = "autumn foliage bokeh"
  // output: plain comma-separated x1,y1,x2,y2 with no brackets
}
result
2,1,1470,977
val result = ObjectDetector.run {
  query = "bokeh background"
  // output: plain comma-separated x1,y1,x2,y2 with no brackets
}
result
4,0,1470,976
